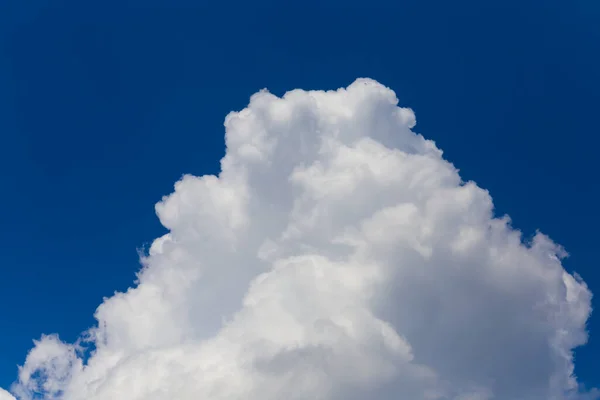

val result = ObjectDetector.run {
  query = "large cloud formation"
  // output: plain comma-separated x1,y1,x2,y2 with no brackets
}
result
4,79,595,400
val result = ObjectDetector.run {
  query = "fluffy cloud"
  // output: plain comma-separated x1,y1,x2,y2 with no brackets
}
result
4,79,595,400
0,388,16,400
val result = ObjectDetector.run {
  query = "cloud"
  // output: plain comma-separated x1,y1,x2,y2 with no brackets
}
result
0,388,16,400
3,78,595,399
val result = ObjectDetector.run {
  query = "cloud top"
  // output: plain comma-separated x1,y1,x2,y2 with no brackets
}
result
6,79,594,400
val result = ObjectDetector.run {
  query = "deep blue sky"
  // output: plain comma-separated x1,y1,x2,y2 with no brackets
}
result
1,0,598,392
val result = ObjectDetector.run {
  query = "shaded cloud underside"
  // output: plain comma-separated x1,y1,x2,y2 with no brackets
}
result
4,79,595,400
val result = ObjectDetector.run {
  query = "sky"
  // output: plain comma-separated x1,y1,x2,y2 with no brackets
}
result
0,1,599,399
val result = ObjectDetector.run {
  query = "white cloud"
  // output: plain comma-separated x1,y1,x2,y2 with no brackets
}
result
0,388,16,400
3,78,595,400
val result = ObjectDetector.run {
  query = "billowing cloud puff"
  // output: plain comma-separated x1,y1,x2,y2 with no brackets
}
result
0,388,16,400
4,79,595,400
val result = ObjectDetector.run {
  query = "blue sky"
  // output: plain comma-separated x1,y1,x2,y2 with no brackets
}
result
1,0,599,395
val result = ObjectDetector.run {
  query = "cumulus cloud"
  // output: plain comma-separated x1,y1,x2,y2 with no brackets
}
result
3,79,595,400
0,388,16,400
